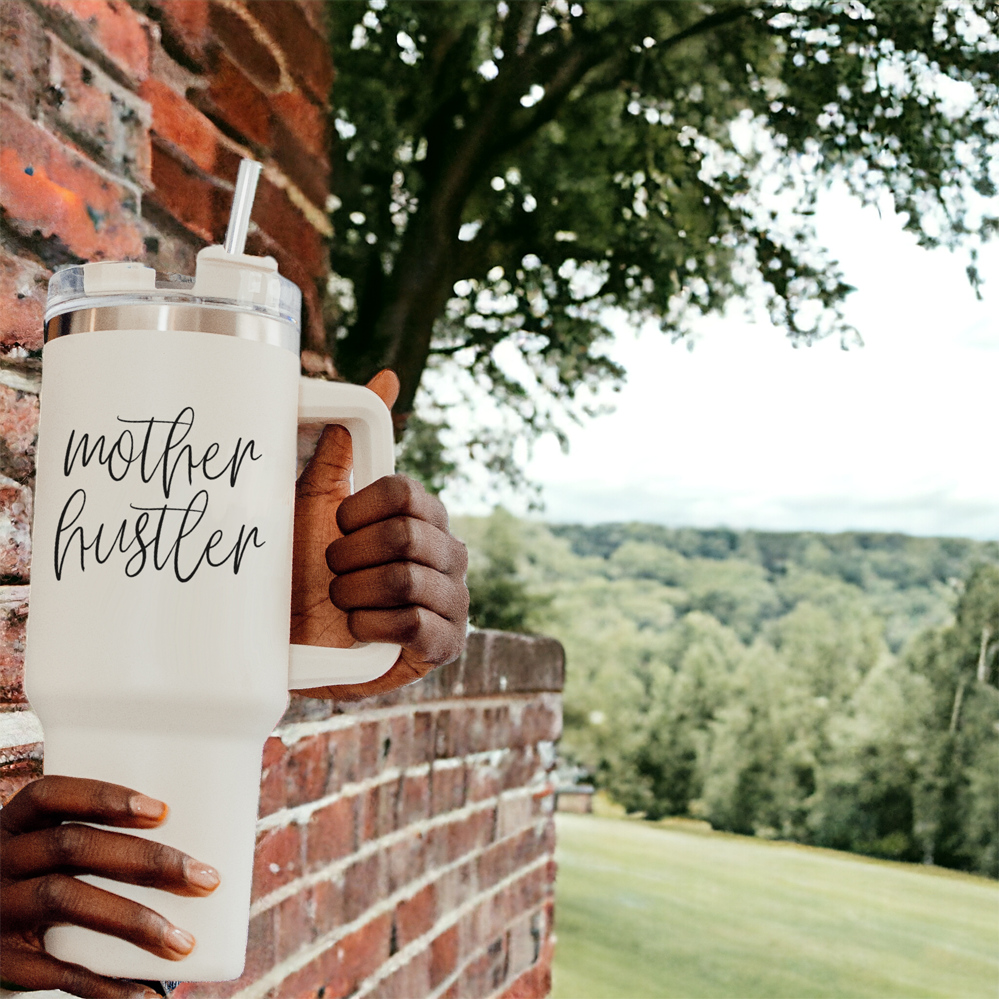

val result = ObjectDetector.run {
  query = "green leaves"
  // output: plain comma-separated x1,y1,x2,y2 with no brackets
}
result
327,0,997,491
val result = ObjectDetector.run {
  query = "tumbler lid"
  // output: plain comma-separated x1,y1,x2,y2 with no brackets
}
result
45,250,302,333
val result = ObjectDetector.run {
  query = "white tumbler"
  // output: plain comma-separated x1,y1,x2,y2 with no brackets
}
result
24,221,400,977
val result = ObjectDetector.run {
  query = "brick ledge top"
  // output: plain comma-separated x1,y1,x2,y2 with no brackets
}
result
288,629,565,719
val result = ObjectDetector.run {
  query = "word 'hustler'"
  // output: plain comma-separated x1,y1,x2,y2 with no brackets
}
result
53,408,266,583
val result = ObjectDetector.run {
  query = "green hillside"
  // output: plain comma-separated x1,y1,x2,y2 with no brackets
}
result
552,813,999,999
453,514,999,876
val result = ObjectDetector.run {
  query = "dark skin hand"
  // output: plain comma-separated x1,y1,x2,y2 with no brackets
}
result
0,370,469,996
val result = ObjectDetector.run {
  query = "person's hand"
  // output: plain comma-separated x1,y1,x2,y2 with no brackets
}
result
290,369,469,700
0,775,220,998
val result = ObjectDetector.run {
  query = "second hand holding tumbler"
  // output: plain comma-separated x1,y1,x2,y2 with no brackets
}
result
23,160,399,978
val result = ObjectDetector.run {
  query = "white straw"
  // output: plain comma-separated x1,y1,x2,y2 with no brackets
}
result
223,158,262,256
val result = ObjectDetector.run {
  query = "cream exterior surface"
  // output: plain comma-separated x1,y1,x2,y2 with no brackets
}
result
27,329,299,979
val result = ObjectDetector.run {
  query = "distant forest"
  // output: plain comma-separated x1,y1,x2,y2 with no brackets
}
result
453,514,999,878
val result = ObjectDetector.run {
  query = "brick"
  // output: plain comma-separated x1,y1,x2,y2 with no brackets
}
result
46,34,151,188
274,887,319,963
305,795,354,870
0,475,32,582
0,1,49,117
201,51,271,148
325,724,360,793
148,0,211,69
36,0,150,84
358,777,399,844
497,933,554,999
343,852,385,924
252,176,324,277
274,945,339,999
368,948,432,999
0,586,29,705
357,719,380,780
380,713,410,772
258,734,288,817
384,832,426,894
466,754,503,804
139,77,218,174
454,935,508,997
444,808,494,865
0,380,39,482
0,754,42,806
477,824,551,892
433,860,477,916
252,822,302,901
0,250,48,355
397,770,430,827
0,102,143,262
394,882,435,948
246,0,332,102
147,141,223,243
412,710,434,764
269,89,326,158
312,874,346,936
321,912,393,999
282,733,332,809
209,3,282,92
496,793,533,841
430,924,460,989
431,761,466,816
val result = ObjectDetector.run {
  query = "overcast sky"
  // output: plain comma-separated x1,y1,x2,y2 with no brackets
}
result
447,185,999,540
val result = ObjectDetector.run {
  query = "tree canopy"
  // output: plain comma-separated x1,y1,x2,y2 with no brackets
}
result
326,1,998,489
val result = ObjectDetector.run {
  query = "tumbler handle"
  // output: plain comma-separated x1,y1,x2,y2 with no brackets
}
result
288,378,401,688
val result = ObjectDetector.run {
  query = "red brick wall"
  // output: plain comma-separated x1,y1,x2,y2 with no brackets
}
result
0,3,562,996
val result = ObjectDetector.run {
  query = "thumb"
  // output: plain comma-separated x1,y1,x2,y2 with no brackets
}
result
296,423,353,497
366,369,400,411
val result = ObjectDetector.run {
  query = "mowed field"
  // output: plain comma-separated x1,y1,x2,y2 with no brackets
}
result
552,813,999,999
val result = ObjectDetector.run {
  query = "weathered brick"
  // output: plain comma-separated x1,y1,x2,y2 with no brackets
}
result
0,102,144,262
0,381,39,483
454,933,508,997
148,0,211,69
431,760,466,817
496,793,533,841
201,51,271,147
251,176,323,277
46,34,151,188
430,923,460,990
368,948,432,999
36,0,151,85
397,770,430,828
0,752,42,807
147,141,221,243
0,252,47,356
395,882,436,948
325,724,360,793
0,475,32,582
282,734,332,810
358,777,399,844
385,831,426,894
497,933,554,999
477,823,551,892
343,852,385,924
312,873,346,936
274,887,319,963
466,753,503,804
139,76,218,174
433,860,477,917
320,912,393,999
445,807,494,865
245,0,332,102
0,1,50,117
0,586,29,705
210,2,283,92
305,794,354,870
412,710,434,764
252,822,302,902
356,719,380,780
269,89,326,158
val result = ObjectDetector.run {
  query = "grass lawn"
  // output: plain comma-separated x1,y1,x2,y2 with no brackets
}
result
552,813,999,999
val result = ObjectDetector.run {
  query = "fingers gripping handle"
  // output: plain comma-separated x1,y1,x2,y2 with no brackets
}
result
289,378,401,688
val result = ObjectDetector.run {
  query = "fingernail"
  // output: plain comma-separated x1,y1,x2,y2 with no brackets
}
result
185,858,221,891
129,793,168,821
164,924,196,955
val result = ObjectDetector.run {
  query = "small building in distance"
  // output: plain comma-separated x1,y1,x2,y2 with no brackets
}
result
556,784,595,814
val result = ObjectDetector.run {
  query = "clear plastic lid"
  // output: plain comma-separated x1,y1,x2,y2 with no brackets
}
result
45,251,302,334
